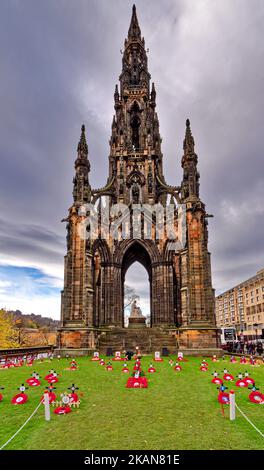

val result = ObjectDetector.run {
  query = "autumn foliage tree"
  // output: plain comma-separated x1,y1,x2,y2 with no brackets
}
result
0,309,19,348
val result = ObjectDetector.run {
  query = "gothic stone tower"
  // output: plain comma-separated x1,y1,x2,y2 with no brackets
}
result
57,6,219,354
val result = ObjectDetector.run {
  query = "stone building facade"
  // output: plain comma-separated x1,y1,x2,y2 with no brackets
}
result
216,268,264,341
57,6,219,354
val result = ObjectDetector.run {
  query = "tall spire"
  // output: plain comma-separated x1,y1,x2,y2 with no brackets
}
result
120,5,150,95
183,119,195,155
77,124,88,156
73,124,91,204
128,4,141,40
181,119,199,200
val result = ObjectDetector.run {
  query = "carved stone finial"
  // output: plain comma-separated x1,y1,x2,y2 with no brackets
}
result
77,124,88,154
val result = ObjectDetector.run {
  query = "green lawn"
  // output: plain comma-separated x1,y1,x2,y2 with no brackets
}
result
0,356,263,450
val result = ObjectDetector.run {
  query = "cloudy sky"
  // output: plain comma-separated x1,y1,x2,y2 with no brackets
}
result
0,0,264,319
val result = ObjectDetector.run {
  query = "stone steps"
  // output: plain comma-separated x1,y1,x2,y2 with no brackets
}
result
98,328,178,354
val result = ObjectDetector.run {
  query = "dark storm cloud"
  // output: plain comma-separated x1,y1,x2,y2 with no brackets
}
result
0,0,264,316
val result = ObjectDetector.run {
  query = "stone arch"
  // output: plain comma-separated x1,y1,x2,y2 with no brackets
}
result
114,238,161,266
120,241,153,327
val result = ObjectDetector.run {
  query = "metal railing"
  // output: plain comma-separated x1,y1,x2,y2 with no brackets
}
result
0,345,54,359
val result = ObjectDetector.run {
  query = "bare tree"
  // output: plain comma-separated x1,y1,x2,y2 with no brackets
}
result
124,285,140,327
124,284,139,309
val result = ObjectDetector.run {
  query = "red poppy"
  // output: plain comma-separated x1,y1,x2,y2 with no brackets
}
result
148,367,156,373
106,366,113,371
69,393,79,403
54,406,72,415
26,378,40,387
218,392,230,404
200,366,208,372
0,394,3,402
223,373,234,381
249,391,264,404
244,377,254,385
122,367,129,373
175,366,182,372
44,373,54,380
212,378,223,385
235,379,247,388
48,376,58,384
11,393,28,405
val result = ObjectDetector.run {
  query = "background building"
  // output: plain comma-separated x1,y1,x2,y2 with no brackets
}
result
216,268,264,342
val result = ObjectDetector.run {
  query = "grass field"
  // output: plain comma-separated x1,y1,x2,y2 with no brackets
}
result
0,355,263,450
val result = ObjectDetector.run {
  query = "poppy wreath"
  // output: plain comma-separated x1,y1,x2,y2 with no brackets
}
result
244,377,254,385
175,365,182,372
26,378,40,387
48,376,59,384
44,373,54,381
122,367,129,373
126,377,148,388
212,378,223,385
223,373,234,381
200,366,208,372
218,392,230,404
11,393,28,405
249,391,264,404
106,365,113,371
235,379,247,388
54,406,72,415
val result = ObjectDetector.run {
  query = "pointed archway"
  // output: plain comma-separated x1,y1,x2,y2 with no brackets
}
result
123,261,150,327
121,241,152,328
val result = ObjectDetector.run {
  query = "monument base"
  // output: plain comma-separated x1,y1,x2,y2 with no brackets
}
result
128,317,146,328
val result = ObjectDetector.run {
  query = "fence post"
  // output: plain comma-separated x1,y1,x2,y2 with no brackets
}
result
229,390,235,421
44,391,51,421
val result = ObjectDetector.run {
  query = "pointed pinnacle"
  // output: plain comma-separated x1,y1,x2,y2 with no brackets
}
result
114,84,119,101
183,118,195,153
77,124,88,154
128,4,141,39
